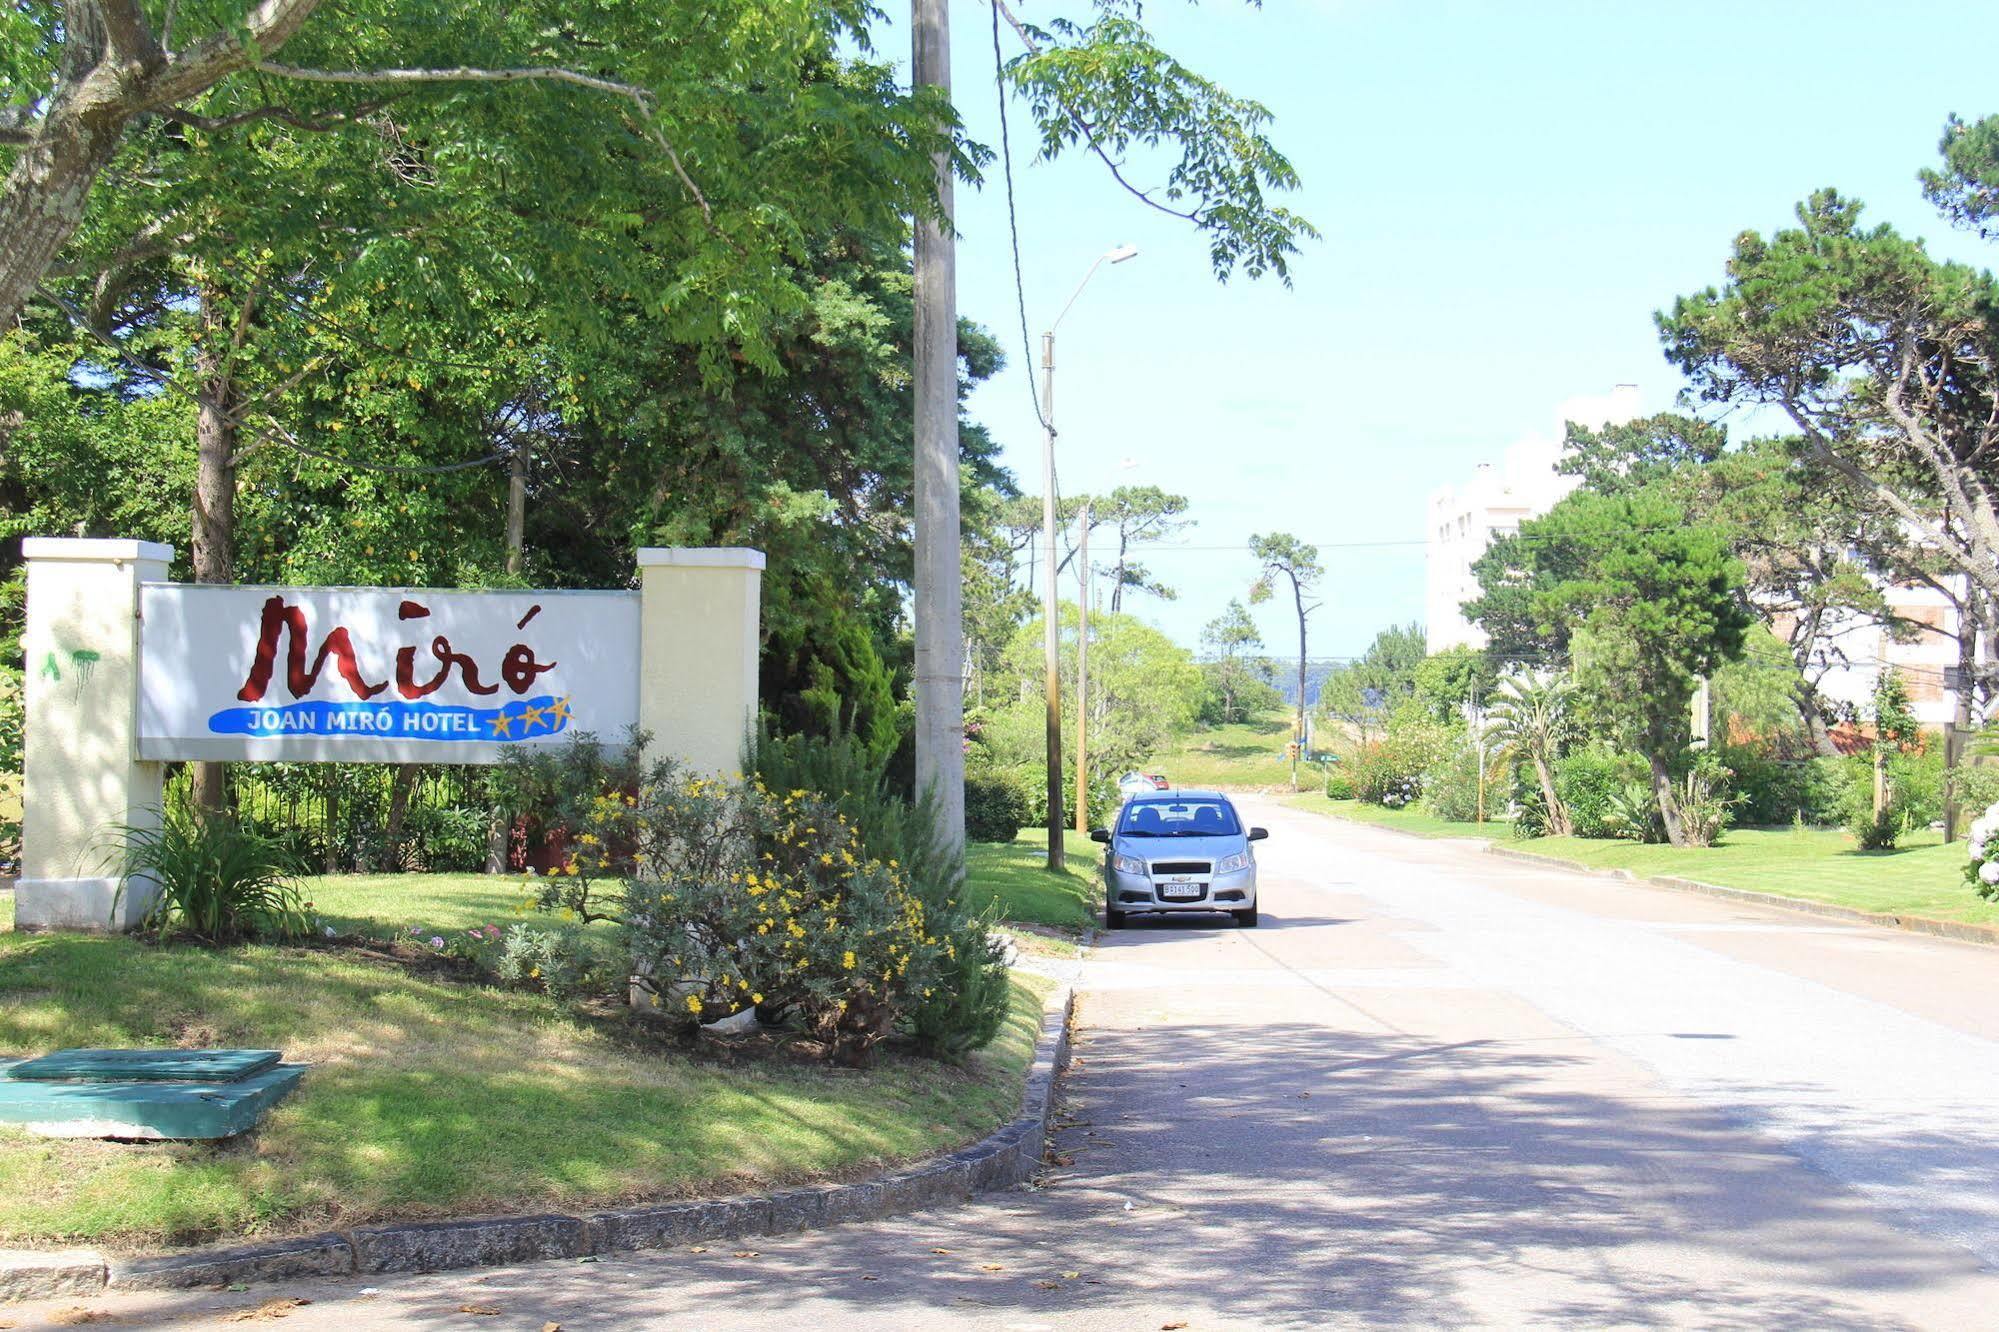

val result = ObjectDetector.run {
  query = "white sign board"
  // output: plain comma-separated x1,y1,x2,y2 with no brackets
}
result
138,585,641,763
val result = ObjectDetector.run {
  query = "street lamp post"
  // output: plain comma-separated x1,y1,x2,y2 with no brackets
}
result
1039,244,1137,871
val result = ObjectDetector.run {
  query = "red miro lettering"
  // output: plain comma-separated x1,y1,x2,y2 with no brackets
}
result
236,596,390,703
237,596,558,703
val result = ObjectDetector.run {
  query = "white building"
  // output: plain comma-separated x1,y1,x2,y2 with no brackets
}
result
1425,384,1643,654
1796,578,1980,730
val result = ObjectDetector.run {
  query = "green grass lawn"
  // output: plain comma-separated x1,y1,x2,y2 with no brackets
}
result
1287,794,1507,841
1512,826,1999,924
964,828,1099,933
0,874,1053,1251
1288,792,1998,927
1155,715,1303,790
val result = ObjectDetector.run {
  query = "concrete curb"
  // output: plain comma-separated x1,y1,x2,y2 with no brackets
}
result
3,981,1076,1301
1486,844,1999,948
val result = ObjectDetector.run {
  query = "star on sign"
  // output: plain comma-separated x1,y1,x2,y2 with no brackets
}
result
548,696,574,726
520,703,548,731
488,709,516,738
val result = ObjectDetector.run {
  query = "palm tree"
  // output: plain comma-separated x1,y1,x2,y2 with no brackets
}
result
1486,673,1574,837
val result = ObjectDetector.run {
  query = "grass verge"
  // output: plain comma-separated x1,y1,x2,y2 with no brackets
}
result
0,893,1052,1251
1285,794,1506,840
963,829,1099,935
1155,715,1300,790
1289,792,1997,927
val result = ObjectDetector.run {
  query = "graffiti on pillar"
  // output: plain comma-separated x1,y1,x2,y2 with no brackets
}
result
38,646,100,700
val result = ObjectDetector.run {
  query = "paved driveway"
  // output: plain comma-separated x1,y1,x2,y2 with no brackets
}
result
20,798,1999,1329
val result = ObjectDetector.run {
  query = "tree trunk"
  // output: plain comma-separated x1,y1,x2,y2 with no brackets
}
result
1648,751,1688,847
383,766,420,871
0,12,130,333
188,286,239,815
1533,754,1569,836
505,437,527,575
1800,696,1839,758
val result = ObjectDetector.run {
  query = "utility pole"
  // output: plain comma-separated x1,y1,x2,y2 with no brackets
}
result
1037,245,1137,870
1075,499,1091,834
1040,331,1066,869
1691,676,1711,749
912,0,966,871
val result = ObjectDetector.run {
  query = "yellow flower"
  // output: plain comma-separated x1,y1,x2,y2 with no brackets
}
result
751,992,764,1004
685,993,703,1015
842,950,856,970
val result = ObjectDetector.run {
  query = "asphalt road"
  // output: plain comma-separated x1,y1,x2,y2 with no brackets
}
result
20,796,1999,1330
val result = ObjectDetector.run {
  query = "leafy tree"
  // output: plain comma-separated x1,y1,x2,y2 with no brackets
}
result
1562,416,1896,754
1659,180,1999,618
984,604,1203,807
1097,485,1190,611
1317,622,1429,742
1412,645,1499,724
1467,489,1752,846
1248,531,1322,784
1198,599,1266,724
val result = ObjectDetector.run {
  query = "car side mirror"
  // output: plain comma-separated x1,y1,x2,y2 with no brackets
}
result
1089,828,1111,843
1248,827,1269,841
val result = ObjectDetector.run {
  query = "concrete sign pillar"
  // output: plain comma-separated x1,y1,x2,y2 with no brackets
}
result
13,539,764,932
636,547,765,777
18,538,173,931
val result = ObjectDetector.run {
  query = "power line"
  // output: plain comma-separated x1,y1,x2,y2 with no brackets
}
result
990,0,1049,434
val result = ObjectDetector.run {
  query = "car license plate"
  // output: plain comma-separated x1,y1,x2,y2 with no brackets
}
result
1159,881,1202,900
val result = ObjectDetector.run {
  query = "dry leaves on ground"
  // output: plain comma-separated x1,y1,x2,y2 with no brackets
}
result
457,1305,502,1317
49,1310,115,1326
222,1298,312,1323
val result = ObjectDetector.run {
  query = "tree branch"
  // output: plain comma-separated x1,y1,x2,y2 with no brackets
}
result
250,61,714,224
158,98,398,133
989,0,1202,225
251,60,655,102
145,0,327,111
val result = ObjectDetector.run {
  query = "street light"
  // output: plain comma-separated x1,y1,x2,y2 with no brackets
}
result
1040,244,1139,870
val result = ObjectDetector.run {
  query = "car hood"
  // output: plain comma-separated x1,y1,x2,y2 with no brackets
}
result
1110,834,1245,862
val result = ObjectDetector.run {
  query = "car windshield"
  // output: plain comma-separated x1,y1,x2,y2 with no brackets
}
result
1117,799,1240,838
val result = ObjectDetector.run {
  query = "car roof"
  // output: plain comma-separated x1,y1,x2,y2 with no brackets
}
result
1127,789,1228,803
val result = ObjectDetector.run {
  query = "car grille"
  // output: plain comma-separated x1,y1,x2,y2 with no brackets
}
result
1148,861,1212,876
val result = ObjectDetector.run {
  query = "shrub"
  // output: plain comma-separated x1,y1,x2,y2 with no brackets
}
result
1963,801,1999,899
1601,782,1666,843
1323,769,1354,800
114,809,310,944
506,730,1009,1062
1723,748,1819,826
1419,737,1486,823
964,768,1033,843
1554,751,1644,839
1951,765,1999,825
1347,722,1447,808
492,923,593,999
1675,753,1735,848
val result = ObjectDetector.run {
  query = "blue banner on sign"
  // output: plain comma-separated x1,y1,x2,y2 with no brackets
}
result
206,694,573,743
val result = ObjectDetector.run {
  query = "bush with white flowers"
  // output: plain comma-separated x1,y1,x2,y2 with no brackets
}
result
1963,802,1999,900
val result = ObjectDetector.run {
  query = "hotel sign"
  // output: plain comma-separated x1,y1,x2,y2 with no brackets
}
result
137,585,641,763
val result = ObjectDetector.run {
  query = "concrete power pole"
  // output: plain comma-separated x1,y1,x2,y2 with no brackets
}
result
1075,500,1091,834
1040,332,1067,868
912,0,966,872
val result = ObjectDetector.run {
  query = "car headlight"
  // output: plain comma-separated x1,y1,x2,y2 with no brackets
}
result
1213,850,1253,874
1111,853,1146,876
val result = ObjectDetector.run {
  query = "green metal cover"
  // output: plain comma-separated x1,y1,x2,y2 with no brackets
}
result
7,1048,281,1083
0,1060,306,1139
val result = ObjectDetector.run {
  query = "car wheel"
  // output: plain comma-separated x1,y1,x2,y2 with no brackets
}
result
1105,907,1127,930
1232,905,1259,928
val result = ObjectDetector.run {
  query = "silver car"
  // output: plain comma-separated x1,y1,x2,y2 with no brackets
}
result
1091,790,1267,929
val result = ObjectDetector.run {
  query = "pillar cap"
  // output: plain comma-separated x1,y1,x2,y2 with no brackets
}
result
635,547,766,571
20,537,174,564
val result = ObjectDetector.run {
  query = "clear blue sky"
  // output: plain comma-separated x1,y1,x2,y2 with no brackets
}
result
923,0,1999,659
